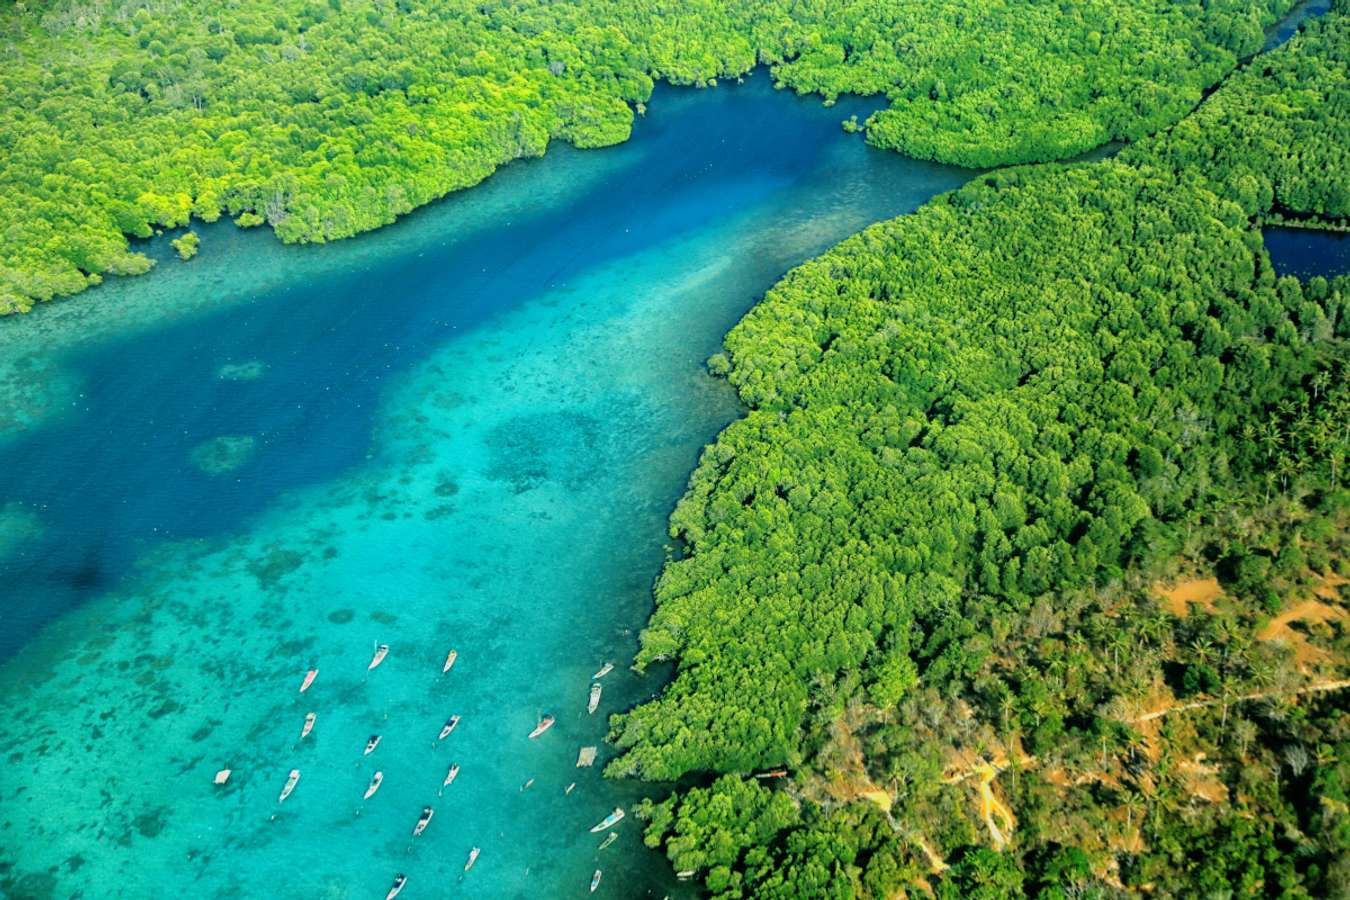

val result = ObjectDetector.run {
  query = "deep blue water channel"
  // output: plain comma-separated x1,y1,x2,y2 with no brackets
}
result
0,73,971,899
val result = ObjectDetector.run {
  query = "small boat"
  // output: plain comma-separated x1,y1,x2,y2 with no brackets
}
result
365,734,382,755
412,806,434,837
754,769,789,779
438,715,461,741
598,832,618,850
520,777,534,792
213,768,232,786
528,715,555,739
588,683,602,714
590,869,602,893
368,643,389,671
592,662,614,680
589,807,624,833
385,874,407,900
364,771,384,799
443,649,458,673
565,782,576,795
278,769,300,802
442,764,460,789
464,847,480,872
677,869,695,880
300,712,316,740
299,669,318,693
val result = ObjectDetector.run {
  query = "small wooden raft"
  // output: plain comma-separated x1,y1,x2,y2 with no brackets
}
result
576,746,598,767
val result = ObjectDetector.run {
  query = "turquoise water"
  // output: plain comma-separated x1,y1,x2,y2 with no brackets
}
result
0,73,972,899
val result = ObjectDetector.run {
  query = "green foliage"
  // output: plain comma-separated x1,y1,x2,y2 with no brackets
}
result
628,9,1350,897
171,230,199,260
0,0,1301,313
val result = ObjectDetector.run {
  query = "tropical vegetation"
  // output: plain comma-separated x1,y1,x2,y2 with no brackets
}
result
620,6,1350,896
0,0,1299,313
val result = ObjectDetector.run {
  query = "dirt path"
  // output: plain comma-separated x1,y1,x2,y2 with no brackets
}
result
1134,679,1350,723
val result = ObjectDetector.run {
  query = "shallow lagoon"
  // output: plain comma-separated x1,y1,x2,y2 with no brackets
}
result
0,73,973,899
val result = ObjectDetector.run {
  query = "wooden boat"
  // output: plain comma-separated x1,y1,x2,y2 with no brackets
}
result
213,768,232,785
753,769,789,779
588,683,602,715
412,806,434,837
368,643,389,671
598,832,618,850
299,669,318,693
442,764,460,789
464,847,480,872
278,769,300,802
528,715,555,739
438,715,461,741
364,734,383,755
592,662,614,680
364,771,384,799
300,712,316,740
443,649,458,673
385,874,406,900
590,869,602,893
589,807,625,833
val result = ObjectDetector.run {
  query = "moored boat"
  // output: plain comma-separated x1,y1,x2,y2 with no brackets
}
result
464,846,480,872
587,683,602,714
592,662,614,680
438,715,461,741
589,807,625,833
364,771,384,799
598,832,618,850
442,764,460,789
412,806,434,836
528,715,555,739
590,869,602,893
299,669,318,692
385,874,406,900
368,643,389,670
300,712,316,740
278,769,300,802
213,768,232,786
364,734,383,755
443,649,458,673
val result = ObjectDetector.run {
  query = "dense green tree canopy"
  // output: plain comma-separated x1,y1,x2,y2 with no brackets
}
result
623,7,1350,896
0,0,1299,313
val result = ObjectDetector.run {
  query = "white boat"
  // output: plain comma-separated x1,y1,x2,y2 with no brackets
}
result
464,847,480,872
364,771,384,799
213,768,232,786
300,712,316,740
592,662,614,680
412,806,434,837
385,874,406,900
368,643,389,670
588,683,602,715
442,764,460,789
364,734,382,755
590,869,602,893
528,715,555,739
598,832,617,850
520,777,534,792
278,769,300,802
438,715,461,741
299,669,318,693
589,807,624,833
443,649,458,673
